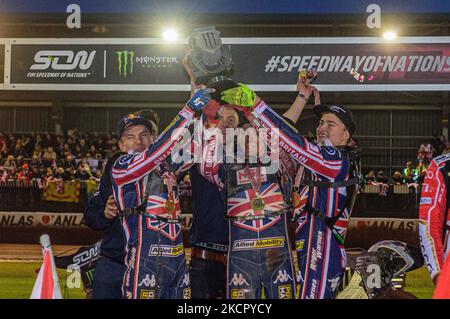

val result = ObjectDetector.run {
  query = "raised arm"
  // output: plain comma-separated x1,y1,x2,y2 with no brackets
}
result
221,84,344,180
112,89,214,186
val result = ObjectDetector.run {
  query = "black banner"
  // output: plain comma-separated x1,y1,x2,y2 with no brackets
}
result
7,38,450,91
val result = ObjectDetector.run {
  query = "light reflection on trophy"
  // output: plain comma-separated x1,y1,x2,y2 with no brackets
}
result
187,26,238,101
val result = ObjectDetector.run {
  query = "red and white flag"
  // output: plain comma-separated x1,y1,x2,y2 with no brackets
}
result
30,234,62,299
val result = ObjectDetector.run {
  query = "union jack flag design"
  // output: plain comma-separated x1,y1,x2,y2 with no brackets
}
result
333,208,350,239
233,215,282,232
292,187,309,217
146,218,182,241
227,182,285,219
145,191,181,222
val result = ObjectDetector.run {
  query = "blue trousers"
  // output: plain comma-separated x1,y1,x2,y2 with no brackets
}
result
227,214,295,299
122,219,190,299
92,257,126,299
295,211,346,299
190,257,227,299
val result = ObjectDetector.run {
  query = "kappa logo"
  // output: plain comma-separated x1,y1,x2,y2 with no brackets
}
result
30,50,96,70
138,274,156,288
328,276,341,292
296,270,304,283
273,269,293,284
278,285,292,299
229,273,250,287
179,273,190,287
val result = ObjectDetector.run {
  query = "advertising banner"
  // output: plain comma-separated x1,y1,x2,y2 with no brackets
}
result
0,212,85,228
5,37,450,91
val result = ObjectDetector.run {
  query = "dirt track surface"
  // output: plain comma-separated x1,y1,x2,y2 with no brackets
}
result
0,244,81,262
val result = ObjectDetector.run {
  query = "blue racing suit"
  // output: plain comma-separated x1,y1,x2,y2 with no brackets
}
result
111,105,195,299
84,152,126,299
224,162,295,299
251,99,352,299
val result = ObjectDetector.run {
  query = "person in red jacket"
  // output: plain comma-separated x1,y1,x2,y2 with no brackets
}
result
419,153,450,285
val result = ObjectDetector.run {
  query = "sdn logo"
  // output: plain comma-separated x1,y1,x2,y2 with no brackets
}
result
116,50,135,78
30,50,96,70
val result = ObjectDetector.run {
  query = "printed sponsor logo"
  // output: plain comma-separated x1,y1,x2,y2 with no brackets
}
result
420,197,432,205
180,273,190,287
115,49,178,79
278,285,292,299
328,276,341,292
183,288,191,299
231,289,246,299
116,50,135,78
140,289,155,299
310,231,323,272
72,245,100,267
295,240,304,251
232,237,285,251
273,270,293,284
229,273,250,287
129,248,136,270
0,212,86,228
352,218,417,233
138,274,156,288
125,291,132,299
148,243,184,257
296,284,301,299
28,50,95,79
309,279,319,299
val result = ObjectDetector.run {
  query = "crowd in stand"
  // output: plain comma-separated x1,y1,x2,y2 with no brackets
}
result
364,135,450,190
0,130,120,183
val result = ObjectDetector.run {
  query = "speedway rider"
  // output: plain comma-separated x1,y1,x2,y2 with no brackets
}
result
84,111,157,299
219,82,358,299
419,152,450,286
110,90,213,299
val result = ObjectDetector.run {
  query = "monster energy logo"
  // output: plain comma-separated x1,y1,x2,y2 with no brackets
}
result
86,269,95,285
116,50,135,78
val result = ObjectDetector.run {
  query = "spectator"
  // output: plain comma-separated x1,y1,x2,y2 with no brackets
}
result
79,139,89,157
44,167,55,183
404,173,415,184
29,165,42,180
365,170,376,183
417,161,427,175
42,147,57,168
377,170,388,183
392,171,403,184
55,166,70,181
76,162,93,181
403,161,418,180
17,164,31,181
4,155,16,172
